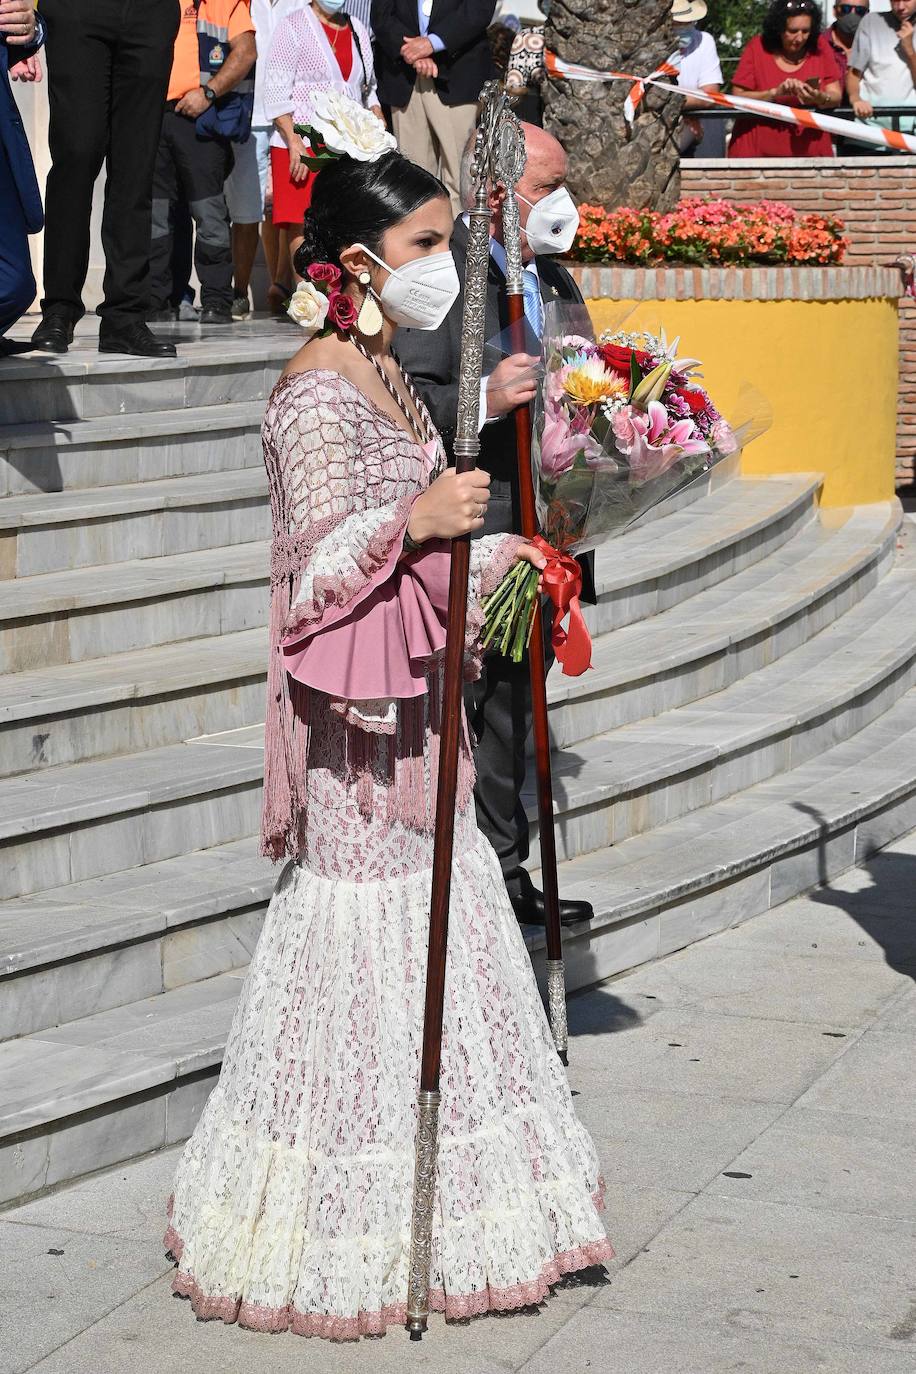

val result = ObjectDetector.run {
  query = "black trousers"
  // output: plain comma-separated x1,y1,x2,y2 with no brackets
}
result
149,110,234,313
464,481,552,897
40,0,179,326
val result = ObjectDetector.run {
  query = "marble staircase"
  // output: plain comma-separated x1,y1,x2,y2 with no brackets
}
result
1,319,915,1206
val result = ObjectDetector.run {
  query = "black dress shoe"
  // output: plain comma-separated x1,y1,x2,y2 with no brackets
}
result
198,307,234,324
31,314,74,353
509,872,594,928
98,322,177,357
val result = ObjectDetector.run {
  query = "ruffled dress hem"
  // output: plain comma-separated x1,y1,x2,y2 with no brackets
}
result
164,1212,613,1341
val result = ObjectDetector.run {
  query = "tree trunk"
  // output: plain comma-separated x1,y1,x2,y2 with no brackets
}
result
543,0,681,212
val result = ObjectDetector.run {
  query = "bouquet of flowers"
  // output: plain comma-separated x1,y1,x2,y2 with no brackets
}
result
483,304,761,672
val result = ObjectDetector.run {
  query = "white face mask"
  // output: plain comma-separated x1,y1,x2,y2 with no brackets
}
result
517,187,580,256
354,243,460,330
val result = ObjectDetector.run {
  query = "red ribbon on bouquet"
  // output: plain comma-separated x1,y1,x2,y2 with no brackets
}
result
532,536,592,678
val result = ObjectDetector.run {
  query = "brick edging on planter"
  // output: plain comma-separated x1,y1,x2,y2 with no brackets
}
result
565,264,903,302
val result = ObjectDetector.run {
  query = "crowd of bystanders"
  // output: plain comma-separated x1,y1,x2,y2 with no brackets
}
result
3,0,916,354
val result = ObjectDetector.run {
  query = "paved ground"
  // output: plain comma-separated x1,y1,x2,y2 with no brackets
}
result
2,832,915,1374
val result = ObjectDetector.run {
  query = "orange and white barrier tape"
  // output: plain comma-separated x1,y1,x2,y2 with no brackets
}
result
543,51,916,154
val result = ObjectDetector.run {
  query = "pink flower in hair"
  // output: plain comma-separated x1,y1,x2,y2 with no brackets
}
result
307,261,341,288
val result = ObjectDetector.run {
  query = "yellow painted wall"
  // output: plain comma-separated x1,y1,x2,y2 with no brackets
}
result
585,296,898,507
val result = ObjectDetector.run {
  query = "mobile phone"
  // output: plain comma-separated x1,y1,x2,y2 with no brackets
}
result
806,76,821,89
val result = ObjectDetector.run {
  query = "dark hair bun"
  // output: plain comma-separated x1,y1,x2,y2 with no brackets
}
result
292,150,448,279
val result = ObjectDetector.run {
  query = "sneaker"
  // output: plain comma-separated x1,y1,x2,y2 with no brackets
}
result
231,293,251,320
199,307,234,325
177,298,200,322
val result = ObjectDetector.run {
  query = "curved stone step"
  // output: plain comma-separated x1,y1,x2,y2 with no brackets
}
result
0,469,269,576
0,400,265,496
0,541,267,673
0,505,901,893
0,628,267,778
587,472,820,635
3,688,916,1206
0,328,293,427
3,536,915,1034
0,474,815,754
526,686,916,989
550,500,902,745
530,536,916,861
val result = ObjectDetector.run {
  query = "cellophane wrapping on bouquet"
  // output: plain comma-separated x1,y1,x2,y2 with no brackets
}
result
483,303,768,669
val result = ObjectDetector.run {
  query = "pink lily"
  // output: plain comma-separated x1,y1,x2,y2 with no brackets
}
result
540,400,604,479
615,400,708,483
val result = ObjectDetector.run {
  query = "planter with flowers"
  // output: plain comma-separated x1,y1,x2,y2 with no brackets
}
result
561,198,900,506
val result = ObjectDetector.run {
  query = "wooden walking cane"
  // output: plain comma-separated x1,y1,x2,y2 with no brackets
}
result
499,114,569,1065
405,83,508,1341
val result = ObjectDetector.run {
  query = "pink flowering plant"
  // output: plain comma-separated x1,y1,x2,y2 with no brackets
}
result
483,304,753,661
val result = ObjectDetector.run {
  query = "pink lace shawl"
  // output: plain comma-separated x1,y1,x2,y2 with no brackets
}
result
260,370,518,862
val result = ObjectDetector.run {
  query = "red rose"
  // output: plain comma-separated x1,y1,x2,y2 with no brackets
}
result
598,342,654,376
327,289,358,331
307,261,341,287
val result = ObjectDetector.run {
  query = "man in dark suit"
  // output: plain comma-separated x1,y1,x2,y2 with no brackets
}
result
0,0,44,352
30,0,180,358
396,121,594,930
371,0,496,215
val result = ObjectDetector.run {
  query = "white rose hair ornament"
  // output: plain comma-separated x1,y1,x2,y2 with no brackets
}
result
288,92,398,337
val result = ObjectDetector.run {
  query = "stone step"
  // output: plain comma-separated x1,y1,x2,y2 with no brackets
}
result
0,475,810,772
0,326,293,426
0,469,269,576
0,541,267,674
527,685,916,992
531,544,916,863
3,687,916,1206
3,535,914,1033
0,728,264,903
554,499,901,743
584,472,821,636
0,400,265,497
0,503,900,894
0,628,267,778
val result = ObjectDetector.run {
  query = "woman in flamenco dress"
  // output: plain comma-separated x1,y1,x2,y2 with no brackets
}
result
165,129,613,1341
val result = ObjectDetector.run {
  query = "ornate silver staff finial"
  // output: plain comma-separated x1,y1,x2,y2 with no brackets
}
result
496,109,527,295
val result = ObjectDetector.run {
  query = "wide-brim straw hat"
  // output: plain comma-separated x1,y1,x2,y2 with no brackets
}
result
671,0,708,22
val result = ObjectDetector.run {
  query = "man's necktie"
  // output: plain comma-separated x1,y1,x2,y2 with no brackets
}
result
522,268,544,341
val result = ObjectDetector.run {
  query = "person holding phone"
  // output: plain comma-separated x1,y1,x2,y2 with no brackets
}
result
728,0,843,158
847,0,916,139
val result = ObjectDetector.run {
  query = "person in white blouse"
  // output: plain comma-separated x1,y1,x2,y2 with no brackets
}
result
669,0,726,157
263,0,382,277
226,0,309,317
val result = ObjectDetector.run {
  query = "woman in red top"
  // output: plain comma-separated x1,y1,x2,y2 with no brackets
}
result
728,0,843,158
264,0,381,272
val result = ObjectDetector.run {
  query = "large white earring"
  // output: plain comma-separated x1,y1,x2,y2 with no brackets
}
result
356,270,384,337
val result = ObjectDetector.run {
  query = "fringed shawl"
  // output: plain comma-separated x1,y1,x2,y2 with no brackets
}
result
259,369,487,862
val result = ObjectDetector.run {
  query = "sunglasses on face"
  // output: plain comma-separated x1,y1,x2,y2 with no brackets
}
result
785,1,817,11
837,4,867,14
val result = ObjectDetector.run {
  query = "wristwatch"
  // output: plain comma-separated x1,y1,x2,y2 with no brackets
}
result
203,85,217,103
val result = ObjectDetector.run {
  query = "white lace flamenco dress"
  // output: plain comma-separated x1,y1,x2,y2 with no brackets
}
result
165,371,613,1340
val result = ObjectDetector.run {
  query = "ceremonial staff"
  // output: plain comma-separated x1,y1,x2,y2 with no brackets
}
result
405,82,507,1341
499,111,569,1065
